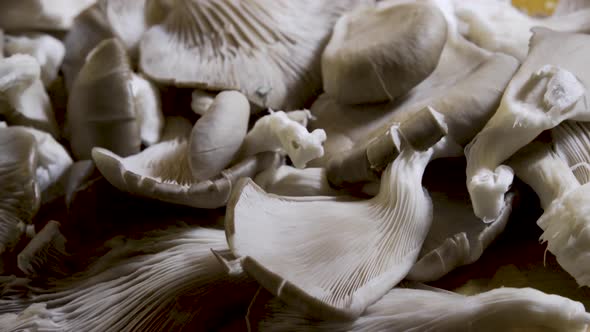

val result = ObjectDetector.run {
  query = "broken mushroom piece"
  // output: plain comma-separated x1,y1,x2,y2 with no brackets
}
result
322,2,447,105
4,34,65,87
0,127,40,256
258,284,590,332
190,89,216,116
453,0,590,60
465,28,590,222
0,0,96,31
189,91,250,181
67,38,141,160
139,0,369,110
61,0,149,91
17,220,67,277
510,142,590,287
0,54,59,137
226,125,446,319
92,118,282,208
237,110,327,169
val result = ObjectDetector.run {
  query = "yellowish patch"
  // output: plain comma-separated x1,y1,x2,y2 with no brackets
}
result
512,0,558,16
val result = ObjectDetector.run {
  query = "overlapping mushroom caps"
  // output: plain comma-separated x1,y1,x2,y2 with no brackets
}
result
67,38,163,160
225,107,447,319
257,283,590,332
0,54,58,137
465,28,590,222
62,0,148,91
0,0,96,31
92,115,282,209
139,0,371,110
309,0,519,168
0,126,40,256
322,1,447,105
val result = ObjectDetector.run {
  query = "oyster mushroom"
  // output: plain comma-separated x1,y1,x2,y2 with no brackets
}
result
453,0,590,60
62,0,148,91
139,0,370,110
0,126,40,256
258,283,590,332
190,89,216,116
4,34,65,87
551,121,590,185
0,54,58,137
0,227,259,331
189,90,250,181
237,110,327,169
92,117,282,208
254,166,342,197
553,0,590,15
0,0,96,31
465,28,590,222
225,118,447,319
322,1,447,105
17,220,67,277
308,6,519,167
68,38,163,160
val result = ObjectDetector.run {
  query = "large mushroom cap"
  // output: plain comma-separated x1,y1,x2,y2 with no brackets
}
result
67,38,140,160
139,0,370,110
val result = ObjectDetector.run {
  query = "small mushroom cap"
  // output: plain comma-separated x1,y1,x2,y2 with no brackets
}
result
322,2,447,105
139,0,369,110
189,91,250,181
67,38,140,160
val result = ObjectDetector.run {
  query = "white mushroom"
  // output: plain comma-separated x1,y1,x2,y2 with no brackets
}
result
0,126,40,256
453,0,590,60
0,0,96,31
322,1,447,105
92,117,282,208
225,123,445,319
130,73,164,147
190,89,216,116
62,0,148,91
189,91,250,180
254,166,341,197
258,283,590,332
139,0,371,110
0,54,58,137
465,28,590,222
67,38,141,160
4,34,65,87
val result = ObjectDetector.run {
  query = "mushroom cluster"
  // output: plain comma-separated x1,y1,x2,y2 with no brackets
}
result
2,0,590,331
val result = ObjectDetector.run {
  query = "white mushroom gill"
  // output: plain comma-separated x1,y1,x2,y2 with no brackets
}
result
551,121,590,185
92,118,282,208
139,0,371,110
258,284,590,332
510,143,590,287
226,136,438,319
0,127,39,256
0,227,256,332
254,166,342,197
465,28,590,222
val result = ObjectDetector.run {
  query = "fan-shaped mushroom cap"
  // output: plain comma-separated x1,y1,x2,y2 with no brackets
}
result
62,0,148,91
4,34,65,87
0,127,40,255
0,0,96,31
189,90,250,181
0,54,58,137
139,0,371,110
67,38,140,160
322,2,447,105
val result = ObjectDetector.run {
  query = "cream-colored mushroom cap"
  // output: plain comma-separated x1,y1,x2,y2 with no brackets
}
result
322,2,447,105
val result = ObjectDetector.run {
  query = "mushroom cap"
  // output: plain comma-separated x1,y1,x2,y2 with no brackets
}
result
67,38,140,160
139,0,370,110
322,2,447,105
0,0,96,31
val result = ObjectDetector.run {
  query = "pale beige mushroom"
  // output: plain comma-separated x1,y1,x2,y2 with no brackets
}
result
139,0,371,110
0,0,96,31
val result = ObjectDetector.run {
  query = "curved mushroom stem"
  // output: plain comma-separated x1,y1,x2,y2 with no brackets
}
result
327,106,447,188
